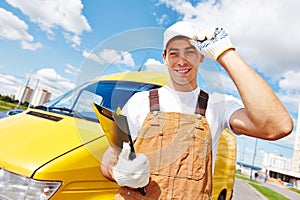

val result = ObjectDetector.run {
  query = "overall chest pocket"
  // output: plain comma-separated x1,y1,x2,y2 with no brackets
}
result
135,113,211,181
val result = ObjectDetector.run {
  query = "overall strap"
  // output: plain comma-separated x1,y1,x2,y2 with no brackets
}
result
195,90,209,116
149,89,160,112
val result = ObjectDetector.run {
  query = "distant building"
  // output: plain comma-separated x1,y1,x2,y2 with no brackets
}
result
30,89,51,107
16,85,51,107
292,102,300,172
15,86,33,103
263,153,292,170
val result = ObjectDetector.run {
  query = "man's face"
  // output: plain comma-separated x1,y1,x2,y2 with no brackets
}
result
163,37,203,91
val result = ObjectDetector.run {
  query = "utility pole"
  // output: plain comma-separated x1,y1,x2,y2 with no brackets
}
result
16,74,32,109
28,78,39,108
137,52,149,71
250,138,258,179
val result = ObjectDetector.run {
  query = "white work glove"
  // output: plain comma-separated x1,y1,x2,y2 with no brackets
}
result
193,27,235,60
112,142,150,188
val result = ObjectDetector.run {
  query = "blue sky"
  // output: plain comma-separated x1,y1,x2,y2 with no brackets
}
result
0,0,300,164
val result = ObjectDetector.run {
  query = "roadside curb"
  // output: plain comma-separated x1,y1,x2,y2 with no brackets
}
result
246,182,268,200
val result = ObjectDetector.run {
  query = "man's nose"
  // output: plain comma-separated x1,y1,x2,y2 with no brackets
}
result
177,54,188,66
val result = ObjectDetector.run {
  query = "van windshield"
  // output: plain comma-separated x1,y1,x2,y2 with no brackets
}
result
41,80,161,122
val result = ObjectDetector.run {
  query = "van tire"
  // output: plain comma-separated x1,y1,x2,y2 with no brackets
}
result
217,190,227,200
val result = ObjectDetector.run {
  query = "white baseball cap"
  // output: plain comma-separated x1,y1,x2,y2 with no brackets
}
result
163,21,199,50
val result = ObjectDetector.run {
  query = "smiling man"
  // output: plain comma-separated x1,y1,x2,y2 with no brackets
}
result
164,36,202,91
101,21,293,199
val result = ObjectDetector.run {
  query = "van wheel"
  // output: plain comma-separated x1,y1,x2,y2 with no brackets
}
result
218,190,227,200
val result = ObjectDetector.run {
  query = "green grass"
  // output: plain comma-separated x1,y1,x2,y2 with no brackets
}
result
289,187,300,194
235,172,289,200
0,100,26,111
249,182,289,200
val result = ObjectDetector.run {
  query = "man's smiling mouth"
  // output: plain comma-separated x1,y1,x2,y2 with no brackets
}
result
175,68,191,74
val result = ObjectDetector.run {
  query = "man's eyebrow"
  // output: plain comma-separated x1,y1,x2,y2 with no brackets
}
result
185,46,196,50
167,46,196,52
168,48,179,52
168,46,196,52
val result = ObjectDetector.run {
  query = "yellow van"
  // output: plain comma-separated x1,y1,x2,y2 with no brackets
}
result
0,71,236,199
212,128,236,200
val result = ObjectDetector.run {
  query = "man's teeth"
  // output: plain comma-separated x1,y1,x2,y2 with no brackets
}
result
177,69,189,73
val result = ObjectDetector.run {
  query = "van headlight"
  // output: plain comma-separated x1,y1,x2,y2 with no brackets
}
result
0,168,61,199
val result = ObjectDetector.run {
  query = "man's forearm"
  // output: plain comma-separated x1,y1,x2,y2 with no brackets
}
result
101,146,118,181
218,50,293,139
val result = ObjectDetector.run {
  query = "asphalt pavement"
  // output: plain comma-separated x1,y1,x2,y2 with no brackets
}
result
232,178,267,200
232,178,300,200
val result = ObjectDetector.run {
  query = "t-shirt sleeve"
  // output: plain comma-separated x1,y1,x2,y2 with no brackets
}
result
209,92,244,133
224,94,244,133
122,91,149,140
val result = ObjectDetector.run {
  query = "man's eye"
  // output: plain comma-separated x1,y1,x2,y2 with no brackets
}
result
186,50,196,55
169,52,178,56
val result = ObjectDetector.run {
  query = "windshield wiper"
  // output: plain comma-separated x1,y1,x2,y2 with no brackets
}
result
48,107,84,119
34,105,49,111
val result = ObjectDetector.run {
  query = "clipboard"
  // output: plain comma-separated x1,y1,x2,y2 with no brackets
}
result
92,103,147,195
92,103,134,154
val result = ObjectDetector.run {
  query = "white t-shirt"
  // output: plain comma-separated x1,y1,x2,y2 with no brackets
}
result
122,85,243,172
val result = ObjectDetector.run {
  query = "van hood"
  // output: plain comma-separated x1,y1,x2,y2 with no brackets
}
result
0,109,103,177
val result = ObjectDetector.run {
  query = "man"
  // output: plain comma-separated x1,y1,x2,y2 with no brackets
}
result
101,21,293,199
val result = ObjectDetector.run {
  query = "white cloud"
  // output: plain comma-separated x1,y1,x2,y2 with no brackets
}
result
65,64,80,77
0,8,41,50
98,49,124,65
275,70,300,114
64,33,82,49
82,50,100,63
119,51,135,66
144,58,168,72
158,0,300,78
21,41,42,50
156,14,168,25
279,71,300,91
83,49,135,67
278,93,300,117
0,8,31,41
6,0,91,48
0,73,23,96
31,68,75,99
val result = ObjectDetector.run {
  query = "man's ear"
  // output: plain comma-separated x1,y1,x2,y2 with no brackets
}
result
199,53,204,63
162,52,167,64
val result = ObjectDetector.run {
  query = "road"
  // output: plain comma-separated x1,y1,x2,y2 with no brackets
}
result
232,178,300,200
232,178,267,200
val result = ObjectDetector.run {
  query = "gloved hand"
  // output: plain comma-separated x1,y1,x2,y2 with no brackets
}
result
192,27,235,60
112,142,150,188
